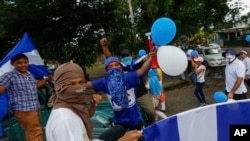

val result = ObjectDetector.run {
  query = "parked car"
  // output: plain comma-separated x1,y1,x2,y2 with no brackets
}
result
196,43,226,67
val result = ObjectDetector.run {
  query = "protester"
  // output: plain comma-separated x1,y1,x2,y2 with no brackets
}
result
238,50,250,87
223,48,247,100
100,37,156,126
192,56,207,107
145,69,167,121
46,61,102,141
46,61,144,141
86,54,153,141
0,53,49,141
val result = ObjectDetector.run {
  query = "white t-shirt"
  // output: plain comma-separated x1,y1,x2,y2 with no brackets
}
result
242,57,250,77
46,108,90,141
225,59,247,94
196,65,206,83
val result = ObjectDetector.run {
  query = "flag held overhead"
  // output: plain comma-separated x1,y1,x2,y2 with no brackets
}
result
0,32,49,78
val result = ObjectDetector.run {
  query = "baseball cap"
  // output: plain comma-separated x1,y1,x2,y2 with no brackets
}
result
121,49,130,56
194,56,204,62
104,57,122,69
222,48,237,57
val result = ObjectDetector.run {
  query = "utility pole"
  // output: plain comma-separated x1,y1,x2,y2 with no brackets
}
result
127,0,137,52
128,0,135,25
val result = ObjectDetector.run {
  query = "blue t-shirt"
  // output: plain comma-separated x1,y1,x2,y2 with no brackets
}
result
91,71,141,126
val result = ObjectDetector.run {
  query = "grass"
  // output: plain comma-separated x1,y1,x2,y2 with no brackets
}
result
87,63,104,71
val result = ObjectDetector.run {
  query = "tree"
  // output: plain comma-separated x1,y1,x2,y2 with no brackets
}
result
0,0,128,68
0,0,245,67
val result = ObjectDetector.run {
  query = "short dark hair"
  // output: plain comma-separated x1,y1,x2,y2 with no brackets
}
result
10,53,28,63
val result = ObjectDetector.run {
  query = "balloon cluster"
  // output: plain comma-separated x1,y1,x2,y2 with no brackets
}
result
150,17,189,76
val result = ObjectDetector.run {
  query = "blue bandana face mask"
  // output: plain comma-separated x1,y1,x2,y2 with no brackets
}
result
121,56,132,66
106,68,123,77
106,68,129,107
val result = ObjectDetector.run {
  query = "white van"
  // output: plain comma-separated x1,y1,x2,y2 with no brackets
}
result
196,43,226,67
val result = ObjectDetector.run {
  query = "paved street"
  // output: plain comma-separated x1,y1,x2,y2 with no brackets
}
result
87,47,250,117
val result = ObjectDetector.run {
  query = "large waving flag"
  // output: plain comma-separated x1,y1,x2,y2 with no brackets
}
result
0,32,49,78
143,99,250,141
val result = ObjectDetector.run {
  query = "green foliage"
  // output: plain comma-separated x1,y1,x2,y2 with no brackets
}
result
0,0,247,68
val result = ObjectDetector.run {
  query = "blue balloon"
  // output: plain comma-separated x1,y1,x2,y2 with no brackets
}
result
138,49,146,57
191,50,198,57
151,17,177,46
245,35,250,42
213,91,227,103
0,92,8,120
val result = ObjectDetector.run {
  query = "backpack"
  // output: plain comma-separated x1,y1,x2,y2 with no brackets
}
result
189,71,197,84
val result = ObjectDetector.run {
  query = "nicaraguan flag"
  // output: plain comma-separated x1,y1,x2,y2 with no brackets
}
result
143,99,250,141
0,32,49,78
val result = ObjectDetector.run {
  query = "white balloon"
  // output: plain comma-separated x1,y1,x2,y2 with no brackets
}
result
157,45,188,76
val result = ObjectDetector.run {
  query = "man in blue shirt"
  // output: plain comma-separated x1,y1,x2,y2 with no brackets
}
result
100,37,156,126
87,55,153,141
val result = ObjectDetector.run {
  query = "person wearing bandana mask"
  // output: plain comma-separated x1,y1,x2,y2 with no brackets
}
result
222,48,247,100
100,38,156,127
87,53,153,141
46,61,102,141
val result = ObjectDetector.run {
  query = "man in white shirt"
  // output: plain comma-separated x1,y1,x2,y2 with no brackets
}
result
223,48,247,100
238,50,250,87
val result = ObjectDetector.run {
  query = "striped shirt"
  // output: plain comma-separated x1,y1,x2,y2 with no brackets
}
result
0,69,40,111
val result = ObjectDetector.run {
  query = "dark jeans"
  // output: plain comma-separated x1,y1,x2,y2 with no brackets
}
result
187,61,192,73
194,82,206,103
98,122,143,141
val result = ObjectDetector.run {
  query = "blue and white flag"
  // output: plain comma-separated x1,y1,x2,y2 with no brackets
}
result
0,32,49,78
143,99,250,141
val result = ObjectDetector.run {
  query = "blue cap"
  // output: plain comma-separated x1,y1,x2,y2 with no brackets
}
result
225,48,237,55
222,48,237,57
104,57,121,69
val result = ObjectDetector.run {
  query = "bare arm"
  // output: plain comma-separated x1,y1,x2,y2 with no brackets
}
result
0,85,6,94
117,130,142,141
137,54,152,77
86,81,93,89
36,75,53,88
194,65,204,75
85,82,103,116
36,79,48,88
88,94,102,117
100,37,112,58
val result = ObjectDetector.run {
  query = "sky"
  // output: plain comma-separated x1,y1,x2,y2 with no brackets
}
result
228,0,250,15
240,0,250,15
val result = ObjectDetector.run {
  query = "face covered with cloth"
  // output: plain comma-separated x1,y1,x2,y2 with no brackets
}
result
48,61,94,139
